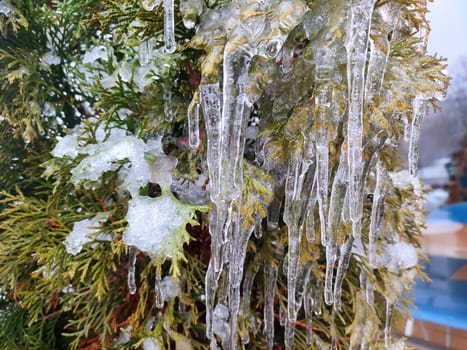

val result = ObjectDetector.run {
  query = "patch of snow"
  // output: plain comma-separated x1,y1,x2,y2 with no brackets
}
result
64,212,110,255
52,135,80,158
83,45,109,64
123,192,194,257
0,0,12,16
142,338,161,350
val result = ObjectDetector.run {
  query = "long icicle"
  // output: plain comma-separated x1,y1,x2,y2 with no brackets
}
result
345,0,376,239
314,64,331,246
200,83,223,339
283,160,304,350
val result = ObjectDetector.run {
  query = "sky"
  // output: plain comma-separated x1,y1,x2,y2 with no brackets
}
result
427,0,467,77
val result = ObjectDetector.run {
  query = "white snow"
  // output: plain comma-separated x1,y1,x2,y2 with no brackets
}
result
53,129,163,196
142,337,161,350
52,135,80,158
64,212,110,255
83,46,109,64
0,0,12,16
123,192,194,257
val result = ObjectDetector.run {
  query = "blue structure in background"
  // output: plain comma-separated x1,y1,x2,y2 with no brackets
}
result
426,202,467,224
408,202,467,347
411,256,467,330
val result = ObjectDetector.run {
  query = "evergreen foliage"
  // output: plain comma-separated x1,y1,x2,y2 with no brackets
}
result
0,0,448,349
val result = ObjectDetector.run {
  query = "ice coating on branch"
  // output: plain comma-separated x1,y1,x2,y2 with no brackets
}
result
64,213,110,255
163,0,176,53
345,0,376,238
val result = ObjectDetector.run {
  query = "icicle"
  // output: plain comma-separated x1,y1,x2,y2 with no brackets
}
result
212,303,230,348
385,297,395,347
163,0,176,53
303,285,314,345
218,51,251,202
314,63,332,246
345,0,376,238
313,279,323,316
369,159,385,267
128,246,137,294
365,280,374,305
267,200,282,231
263,240,283,350
305,173,317,242
283,156,310,349
279,304,287,326
327,150,348,247
402,112,410,142
154,268,164,308
205,261,219,339
365,3,401,102
408,98,427,177
333,236,354,310
227,204,253,350
163,88,173,120
285,223,302,349
200,83,222,201
187,92,201,148
324,243,336,305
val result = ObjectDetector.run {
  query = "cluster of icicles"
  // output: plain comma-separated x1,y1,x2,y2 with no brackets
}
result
133,0,443,349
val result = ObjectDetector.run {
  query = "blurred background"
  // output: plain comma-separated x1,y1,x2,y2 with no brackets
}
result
402,3,467,349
